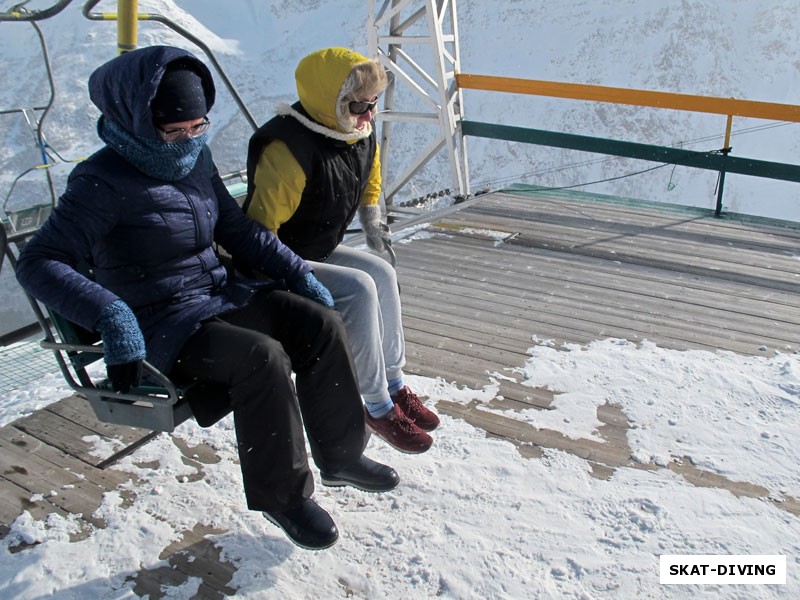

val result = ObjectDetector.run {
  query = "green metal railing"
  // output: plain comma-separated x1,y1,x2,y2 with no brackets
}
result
457,74,800,216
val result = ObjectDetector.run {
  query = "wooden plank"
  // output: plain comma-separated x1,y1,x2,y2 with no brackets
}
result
405,340,520,390
511,193,800,245
408,329,694,440
44,394,157,449
402,284,789,358
11,408,112,466
441,198,800,288
158,527,238,595
43,395,164,468
400,271,796,347
0,426,129,490
399,232,800,319
460,197,800,256
410,233,797,318
397,233,800,318
401,279,784,350
11,404,157,468
508,232,800,290
130,525,237,597
405,323,528,365
394,190,800,517
0,476,70,527
437,400,636,467
448,197,800,271
0,427,124,529
475,192,800,247
395,238,800,347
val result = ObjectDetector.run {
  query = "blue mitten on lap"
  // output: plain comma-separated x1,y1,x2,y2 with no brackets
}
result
290,271,334,308
95,300,146,392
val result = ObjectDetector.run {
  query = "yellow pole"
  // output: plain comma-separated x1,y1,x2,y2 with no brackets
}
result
723,114,733,151
117,0,138,54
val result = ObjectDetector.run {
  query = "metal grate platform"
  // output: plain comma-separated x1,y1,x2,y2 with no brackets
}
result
0,339,55,393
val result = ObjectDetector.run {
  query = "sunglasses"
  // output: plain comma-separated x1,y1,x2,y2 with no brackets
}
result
158,117,211,143
348,97,379,115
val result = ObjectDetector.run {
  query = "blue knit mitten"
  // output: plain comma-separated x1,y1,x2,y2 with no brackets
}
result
290,272,334,308
95,300,146,392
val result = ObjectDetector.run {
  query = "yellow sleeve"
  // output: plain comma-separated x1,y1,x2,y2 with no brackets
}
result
360,142,382,207
246,140,306,233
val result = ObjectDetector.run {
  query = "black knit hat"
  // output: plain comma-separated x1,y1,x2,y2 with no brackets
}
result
151,61,208,125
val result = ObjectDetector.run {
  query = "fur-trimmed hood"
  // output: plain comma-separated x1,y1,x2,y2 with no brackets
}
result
275,103,371,142
293,47,372,137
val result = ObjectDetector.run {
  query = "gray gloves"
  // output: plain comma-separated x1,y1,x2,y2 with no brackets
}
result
358,204,392,252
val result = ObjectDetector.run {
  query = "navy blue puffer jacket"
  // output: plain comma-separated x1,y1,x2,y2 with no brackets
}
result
15,46,310,372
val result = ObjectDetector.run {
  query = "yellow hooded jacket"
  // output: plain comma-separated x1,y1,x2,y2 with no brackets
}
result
245,47,381,259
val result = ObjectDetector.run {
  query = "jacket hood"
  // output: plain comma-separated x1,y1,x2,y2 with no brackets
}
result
295,47,370,131
88,45,216,140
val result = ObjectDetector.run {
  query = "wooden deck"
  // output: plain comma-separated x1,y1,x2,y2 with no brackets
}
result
397,189,800,503
2,188,800,596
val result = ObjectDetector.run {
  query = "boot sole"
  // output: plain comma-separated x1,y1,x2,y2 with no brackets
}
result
320,474,399,492
365,424,433,454
262,513,338,551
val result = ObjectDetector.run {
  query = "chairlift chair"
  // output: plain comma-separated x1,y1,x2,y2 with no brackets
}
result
38,311,195,432
3,217,228,433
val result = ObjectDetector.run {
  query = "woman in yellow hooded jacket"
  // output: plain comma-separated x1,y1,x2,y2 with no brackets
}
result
244,47,440,454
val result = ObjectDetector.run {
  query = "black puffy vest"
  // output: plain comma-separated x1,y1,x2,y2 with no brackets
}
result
245,102,377,261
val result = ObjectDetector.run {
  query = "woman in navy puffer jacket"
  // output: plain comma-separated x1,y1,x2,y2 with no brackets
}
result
15,45,398,550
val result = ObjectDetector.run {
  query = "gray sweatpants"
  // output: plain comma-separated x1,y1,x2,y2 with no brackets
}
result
310,245,405,405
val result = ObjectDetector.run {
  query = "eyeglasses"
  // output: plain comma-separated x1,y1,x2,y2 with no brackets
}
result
157,117,211,143
348,97,379,115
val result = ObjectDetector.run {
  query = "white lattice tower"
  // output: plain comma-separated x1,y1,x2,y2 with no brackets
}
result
368,0,469,206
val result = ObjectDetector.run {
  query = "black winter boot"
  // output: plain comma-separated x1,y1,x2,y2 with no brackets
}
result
320,455,400,492
263,498,338,550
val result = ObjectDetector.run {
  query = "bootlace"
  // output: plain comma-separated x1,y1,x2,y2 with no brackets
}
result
392,408,420,435
395,387,425,418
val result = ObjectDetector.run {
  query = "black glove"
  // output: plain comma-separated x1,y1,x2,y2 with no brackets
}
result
106,360,144,393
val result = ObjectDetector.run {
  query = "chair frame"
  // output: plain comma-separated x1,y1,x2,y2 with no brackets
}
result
3,225,194,432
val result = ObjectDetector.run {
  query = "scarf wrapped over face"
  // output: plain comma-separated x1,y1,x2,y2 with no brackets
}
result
88,45,217,181
98,116,207,181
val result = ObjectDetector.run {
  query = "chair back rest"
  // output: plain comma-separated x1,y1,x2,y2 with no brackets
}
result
46,309,103,370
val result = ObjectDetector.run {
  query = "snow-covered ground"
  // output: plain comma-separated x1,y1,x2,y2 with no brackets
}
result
0,335,798,598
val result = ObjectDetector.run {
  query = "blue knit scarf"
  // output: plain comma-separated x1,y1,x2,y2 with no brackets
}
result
97,116,208,181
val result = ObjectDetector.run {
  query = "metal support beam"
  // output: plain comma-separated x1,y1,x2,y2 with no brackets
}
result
368,0,469,206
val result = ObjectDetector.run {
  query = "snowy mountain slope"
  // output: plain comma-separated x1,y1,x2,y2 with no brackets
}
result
454,0,800,217
2,0,799,217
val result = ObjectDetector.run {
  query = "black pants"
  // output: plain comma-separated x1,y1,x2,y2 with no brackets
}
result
170,289,366,513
